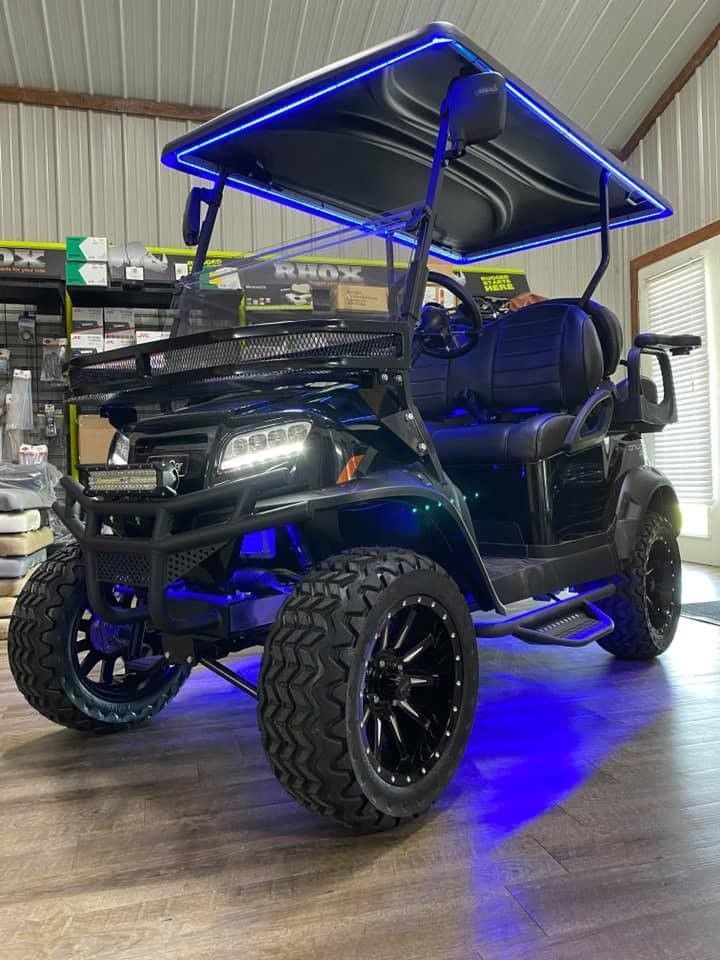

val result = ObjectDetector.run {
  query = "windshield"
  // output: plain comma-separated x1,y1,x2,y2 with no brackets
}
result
171,210,418,338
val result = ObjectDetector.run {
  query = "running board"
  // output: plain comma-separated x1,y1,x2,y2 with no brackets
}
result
474,583,615,647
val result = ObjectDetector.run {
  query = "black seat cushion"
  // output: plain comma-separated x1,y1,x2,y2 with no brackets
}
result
541,298,623,377
412,301,606,466
429,413,575,464
413,301,604,420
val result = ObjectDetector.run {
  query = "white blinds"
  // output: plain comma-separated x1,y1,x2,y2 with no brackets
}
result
645,257,712,505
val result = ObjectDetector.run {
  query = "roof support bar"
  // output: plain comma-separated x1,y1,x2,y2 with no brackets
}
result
192,171,228,275
580,169,611,309
400,108,451,326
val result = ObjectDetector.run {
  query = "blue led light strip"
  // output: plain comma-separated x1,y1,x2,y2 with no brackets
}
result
164,31,671,263
450,41,669,216
176,36,454,161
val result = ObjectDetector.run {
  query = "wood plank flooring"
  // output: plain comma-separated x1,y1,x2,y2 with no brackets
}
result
1,564,719,960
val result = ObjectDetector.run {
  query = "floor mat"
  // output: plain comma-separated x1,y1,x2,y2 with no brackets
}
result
681,601,720,625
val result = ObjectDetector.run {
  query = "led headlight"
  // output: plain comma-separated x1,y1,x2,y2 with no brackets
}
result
107,431,130,466
218,421,311,474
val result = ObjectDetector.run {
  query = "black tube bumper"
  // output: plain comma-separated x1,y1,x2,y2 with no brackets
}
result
55,472,307,635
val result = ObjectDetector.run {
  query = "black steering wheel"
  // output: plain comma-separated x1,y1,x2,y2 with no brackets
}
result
415,271,485,360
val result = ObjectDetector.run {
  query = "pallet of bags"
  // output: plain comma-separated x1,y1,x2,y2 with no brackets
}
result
0,464,59,641
0,518,53,639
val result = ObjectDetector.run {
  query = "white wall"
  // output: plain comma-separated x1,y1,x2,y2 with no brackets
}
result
1,40,718,296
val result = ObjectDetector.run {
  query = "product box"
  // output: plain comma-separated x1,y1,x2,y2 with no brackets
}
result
335,284,389,313
66,236,108,262
135,330,171,345
66,262,108,287
104,308,135,351
78,414,115,465
71,307,104,354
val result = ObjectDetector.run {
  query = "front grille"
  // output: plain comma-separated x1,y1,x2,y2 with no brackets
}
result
94,543,219,587
95,551,152,587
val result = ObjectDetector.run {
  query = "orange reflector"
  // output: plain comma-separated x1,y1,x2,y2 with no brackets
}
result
337,454,365,484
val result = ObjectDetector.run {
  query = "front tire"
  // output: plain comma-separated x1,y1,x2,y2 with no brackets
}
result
596,511,681,660
258,548,478,831
8,546,189,732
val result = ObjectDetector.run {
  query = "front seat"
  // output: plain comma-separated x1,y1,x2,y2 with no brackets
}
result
412,300,608,465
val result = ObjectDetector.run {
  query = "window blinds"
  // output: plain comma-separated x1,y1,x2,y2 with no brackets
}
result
645,257,712,506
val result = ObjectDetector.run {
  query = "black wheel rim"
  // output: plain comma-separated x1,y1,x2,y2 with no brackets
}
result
69,591,176,702
645,535,680,632
360,596,463,785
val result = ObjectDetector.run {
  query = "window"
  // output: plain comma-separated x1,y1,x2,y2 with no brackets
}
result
645,257,712,537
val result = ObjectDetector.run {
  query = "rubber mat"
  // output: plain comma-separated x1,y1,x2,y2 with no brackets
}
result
0,510,41,533
681,601,720,626
0,527,53,557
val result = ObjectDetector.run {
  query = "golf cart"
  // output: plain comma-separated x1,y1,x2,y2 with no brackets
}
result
9,22,701,831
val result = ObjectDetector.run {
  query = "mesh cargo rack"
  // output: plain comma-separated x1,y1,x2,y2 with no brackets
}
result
67,318,410,407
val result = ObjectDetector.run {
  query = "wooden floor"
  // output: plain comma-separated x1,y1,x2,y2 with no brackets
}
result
1,566,720,960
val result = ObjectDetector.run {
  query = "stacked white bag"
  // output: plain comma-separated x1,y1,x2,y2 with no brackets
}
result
0,506,53,640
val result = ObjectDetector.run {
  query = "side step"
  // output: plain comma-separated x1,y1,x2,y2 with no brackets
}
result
475,583,615,647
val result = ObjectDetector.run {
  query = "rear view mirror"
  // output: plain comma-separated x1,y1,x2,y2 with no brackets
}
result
183,186,215,246
446,72,507,155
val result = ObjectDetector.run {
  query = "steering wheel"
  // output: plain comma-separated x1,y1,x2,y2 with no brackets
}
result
415,271,485,360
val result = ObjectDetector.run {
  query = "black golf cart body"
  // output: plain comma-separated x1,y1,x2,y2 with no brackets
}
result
9,22,700,829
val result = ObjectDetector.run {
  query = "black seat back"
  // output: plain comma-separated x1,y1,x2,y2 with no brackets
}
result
412,301,605,419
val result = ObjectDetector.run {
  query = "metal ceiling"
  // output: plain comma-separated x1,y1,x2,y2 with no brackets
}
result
0,0,717,150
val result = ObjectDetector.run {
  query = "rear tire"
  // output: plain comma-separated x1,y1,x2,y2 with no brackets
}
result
258,548,478,831
8,546,189,732
596,511,681,660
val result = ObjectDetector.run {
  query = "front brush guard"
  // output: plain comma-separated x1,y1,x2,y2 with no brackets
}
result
55,472,305,635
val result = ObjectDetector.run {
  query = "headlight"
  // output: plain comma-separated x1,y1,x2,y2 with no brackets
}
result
108,431,130,466
218,421,311,475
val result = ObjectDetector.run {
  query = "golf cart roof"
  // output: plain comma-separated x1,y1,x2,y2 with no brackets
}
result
161,22,671,264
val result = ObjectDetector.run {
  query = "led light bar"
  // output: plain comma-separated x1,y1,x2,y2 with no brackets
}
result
81,464,178,497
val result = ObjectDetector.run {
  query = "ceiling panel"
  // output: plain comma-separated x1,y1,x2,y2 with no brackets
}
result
0,0,718,150
120,0,160,101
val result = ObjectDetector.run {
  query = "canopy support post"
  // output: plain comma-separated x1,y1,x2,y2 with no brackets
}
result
399,107,451,327
579,170,611,309
192,171,228,275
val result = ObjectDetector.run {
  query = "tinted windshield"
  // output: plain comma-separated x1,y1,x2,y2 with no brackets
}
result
171,212,414,338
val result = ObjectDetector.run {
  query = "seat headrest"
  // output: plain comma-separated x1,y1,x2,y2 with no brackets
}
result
545,298,623,377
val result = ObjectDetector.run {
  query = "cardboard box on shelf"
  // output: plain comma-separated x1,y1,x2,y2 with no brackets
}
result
335,284,388,313
78,414,115,465
66,236,108,262
104,308,136,350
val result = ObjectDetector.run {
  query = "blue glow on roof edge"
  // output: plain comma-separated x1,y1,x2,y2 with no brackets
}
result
162,31,672,262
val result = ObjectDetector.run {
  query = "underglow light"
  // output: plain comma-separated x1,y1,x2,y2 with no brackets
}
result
163,30,671,263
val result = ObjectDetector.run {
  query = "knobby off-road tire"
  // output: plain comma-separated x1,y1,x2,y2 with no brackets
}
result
8,545,189,733
258,548,479,831
596,511,681,660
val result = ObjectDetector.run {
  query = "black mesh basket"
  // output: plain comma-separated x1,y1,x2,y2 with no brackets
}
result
67,318,409,404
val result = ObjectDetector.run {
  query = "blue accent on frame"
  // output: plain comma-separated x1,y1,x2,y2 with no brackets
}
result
162,30,671,263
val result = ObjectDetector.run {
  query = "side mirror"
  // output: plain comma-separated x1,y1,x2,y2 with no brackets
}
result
446,72,507,156
183,186,215,246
